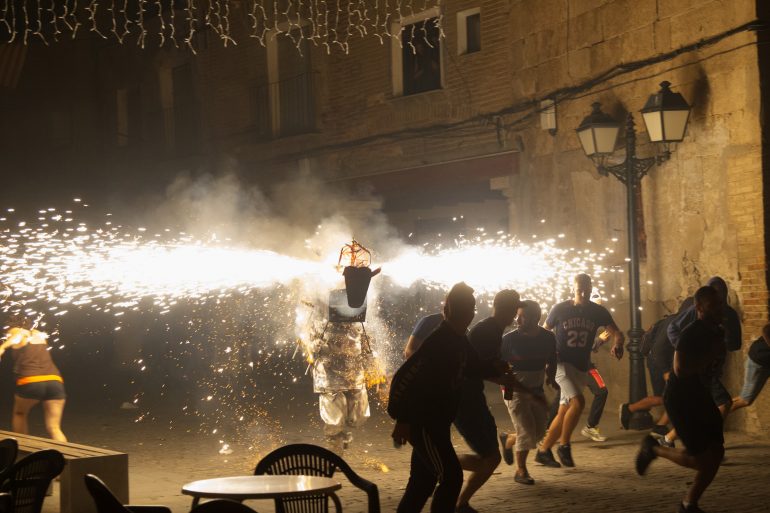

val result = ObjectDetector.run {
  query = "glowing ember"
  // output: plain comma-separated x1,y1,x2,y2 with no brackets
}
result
1,206,615,322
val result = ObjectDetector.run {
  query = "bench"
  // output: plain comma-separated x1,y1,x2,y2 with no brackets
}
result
0,430,128,513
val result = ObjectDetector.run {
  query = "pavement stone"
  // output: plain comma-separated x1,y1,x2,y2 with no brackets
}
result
32,393,770,513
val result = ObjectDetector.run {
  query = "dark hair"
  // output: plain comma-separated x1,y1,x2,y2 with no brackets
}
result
493,289,520,310
519,300,542,320
694,285,719,305
574,273,592,287
445,282,475,318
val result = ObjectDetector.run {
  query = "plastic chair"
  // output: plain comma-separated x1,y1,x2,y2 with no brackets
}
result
0,449,64,513
254,443,380,513
189,499,259,513
0,439,18,486
84,474,171,513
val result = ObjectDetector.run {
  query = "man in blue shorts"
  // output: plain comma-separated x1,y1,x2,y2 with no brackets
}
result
536,273,624,468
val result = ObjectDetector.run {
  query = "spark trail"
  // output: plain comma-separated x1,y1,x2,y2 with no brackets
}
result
0,204,618,323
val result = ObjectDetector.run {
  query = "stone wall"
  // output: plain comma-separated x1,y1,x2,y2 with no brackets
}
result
503,0,766,432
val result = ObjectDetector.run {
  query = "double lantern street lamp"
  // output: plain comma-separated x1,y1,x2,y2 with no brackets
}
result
576,81,692,430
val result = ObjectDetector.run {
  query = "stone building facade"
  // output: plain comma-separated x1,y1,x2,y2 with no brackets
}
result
2,0,769,432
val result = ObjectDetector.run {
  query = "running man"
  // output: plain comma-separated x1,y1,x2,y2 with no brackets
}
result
499,300,557,485
454,290,522,513
535,273,624,467
389,283,508,513
636,286,725,513
668,277,741,420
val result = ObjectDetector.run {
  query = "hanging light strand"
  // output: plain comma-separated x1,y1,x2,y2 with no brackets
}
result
0,0,442,52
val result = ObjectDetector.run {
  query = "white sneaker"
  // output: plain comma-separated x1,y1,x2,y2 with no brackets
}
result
581,426,608,442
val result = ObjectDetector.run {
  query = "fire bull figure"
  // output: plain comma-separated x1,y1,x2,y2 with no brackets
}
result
312,322,371,449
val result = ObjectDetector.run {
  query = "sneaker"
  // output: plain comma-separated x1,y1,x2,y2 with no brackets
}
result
658,436,675,449
619,403,631,430
456,504,480,513
499,432,513,465
514,472,535,485
581,426,608,442
650,425,669,439
635,434,658,475
534,448,561,468
679,502,707,513
556,444,575,467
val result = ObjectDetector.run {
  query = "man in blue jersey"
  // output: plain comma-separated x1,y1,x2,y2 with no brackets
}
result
535,273,625,468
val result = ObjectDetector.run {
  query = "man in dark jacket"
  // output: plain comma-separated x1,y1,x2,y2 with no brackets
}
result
388,283,507,513
668,276,741,419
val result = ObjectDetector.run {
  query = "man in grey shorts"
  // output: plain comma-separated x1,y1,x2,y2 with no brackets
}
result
535,274,625,468
500,300,557,484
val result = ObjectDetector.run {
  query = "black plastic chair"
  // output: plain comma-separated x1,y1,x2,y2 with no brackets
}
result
0,439,18,486
0,449,64,513
84,474,171,513
189,499,259,513
254,443,380,513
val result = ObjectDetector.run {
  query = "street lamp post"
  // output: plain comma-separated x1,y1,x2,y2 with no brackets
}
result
576,81,691,430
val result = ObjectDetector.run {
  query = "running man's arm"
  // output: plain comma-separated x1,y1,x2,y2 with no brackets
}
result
604,323,625,359
403,335,422,358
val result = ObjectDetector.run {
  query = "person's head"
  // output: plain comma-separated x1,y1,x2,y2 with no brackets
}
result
492,289,520,328
706,276,729,303
444,282,476,331
573,273,592,305
516,300,542,332
694,285,723,323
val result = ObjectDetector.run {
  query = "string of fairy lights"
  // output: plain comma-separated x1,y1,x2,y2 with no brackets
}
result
0,0,443,53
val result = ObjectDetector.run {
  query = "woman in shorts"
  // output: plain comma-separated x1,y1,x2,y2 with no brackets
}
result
0,326,67,442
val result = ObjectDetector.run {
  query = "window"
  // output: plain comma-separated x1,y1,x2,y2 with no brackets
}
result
457,8,481,55
391,7,443,97
265,26,317,137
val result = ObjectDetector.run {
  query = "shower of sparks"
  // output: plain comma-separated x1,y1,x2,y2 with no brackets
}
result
1,205,617,323
0,201,625,459
383,231,616,313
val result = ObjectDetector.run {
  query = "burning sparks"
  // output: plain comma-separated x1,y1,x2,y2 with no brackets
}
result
1,204,615,323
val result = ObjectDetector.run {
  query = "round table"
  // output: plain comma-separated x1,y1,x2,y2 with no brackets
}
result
182,475,342,508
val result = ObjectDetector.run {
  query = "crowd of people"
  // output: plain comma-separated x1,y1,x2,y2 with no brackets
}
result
388,273,770,513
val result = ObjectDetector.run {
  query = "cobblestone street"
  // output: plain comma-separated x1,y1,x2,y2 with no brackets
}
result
34,391,770,513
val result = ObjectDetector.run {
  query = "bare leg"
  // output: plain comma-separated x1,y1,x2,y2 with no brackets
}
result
655,444,724,504
42,399,67,442
685,447,724,504
12,395,38,435
540,404,566,450
560,394,585,446
505,434,516,450
515,450,529,476
629,396,663,412
456,452,501,508
730,397,749,413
